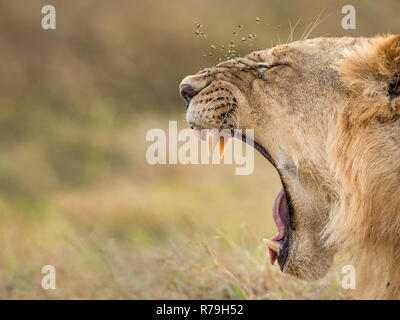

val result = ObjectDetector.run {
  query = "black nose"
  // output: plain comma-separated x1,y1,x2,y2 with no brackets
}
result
179,84,198,106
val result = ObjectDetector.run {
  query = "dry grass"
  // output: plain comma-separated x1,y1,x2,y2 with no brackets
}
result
0,115,344,299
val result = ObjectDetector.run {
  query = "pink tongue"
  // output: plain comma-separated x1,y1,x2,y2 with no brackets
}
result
269,188,288,265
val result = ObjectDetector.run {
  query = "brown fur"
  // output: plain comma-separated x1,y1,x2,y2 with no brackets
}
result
327,35,400,299
180,35,400,299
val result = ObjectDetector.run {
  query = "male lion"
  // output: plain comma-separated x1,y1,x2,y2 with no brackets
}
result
179,35,400,299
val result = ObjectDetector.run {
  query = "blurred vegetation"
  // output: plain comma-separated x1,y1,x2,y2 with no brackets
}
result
0,0,398,298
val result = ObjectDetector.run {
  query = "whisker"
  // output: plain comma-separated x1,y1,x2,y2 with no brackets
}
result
204,96,225,108
228,112,238,128
217,107,234,131
300,10,329,41
217,114,228,130
231,108,240,129
287,18,301,44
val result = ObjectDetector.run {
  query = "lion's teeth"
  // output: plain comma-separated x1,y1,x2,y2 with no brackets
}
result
203,130,230,158
263,238,280,254
219,136,225,158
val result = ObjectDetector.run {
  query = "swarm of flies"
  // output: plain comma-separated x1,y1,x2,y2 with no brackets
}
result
194,17,262,64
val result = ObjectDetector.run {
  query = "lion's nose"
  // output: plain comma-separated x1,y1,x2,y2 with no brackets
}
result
179,83,198,106
179,75,209,107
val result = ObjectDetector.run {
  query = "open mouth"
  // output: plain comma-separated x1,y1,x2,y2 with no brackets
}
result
242,136,291,270
188,126,292,270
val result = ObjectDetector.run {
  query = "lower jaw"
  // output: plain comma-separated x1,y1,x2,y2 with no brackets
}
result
277,234,290,270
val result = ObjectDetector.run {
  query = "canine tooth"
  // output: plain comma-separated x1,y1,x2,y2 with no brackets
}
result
219,136,225,158
206,131,230,158
263,238,280,254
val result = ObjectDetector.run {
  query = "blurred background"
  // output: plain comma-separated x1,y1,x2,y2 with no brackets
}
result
0,0,398,299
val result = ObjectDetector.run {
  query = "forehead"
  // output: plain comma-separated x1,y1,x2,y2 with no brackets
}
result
245,37,368,66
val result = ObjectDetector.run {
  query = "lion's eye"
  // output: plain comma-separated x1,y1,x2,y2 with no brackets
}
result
257,64,279,70
256,64,280,78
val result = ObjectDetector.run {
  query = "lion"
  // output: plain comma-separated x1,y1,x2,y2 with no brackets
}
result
179,34,400,299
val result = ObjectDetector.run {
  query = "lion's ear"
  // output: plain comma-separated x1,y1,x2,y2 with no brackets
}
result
339,35,400,102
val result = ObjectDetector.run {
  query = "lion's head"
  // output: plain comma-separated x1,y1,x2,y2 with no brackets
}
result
179,35,400,298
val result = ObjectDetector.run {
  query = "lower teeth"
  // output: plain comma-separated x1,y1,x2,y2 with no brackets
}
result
263,238,280,254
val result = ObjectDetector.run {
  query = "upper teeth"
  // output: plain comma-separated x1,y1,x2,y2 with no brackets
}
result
193,128,229,159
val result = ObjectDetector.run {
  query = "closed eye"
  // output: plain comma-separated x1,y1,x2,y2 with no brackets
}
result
256,64,281,78
257,63,280,70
